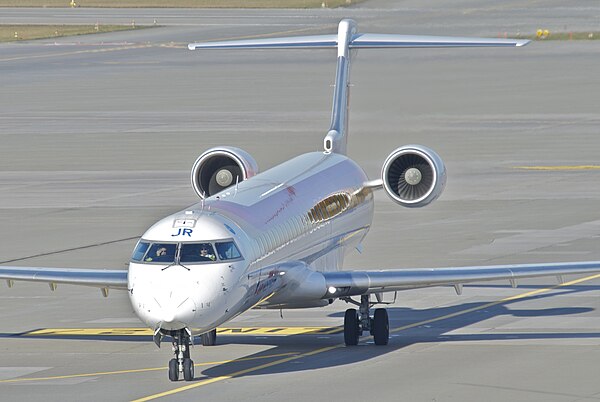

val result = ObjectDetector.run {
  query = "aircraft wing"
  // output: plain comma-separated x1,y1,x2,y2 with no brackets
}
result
0,266,128,290
323,261,600,298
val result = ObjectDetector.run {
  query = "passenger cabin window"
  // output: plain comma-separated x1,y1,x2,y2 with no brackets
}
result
180,243,217,263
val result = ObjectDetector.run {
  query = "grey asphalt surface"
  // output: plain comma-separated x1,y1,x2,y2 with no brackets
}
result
1,1,600,401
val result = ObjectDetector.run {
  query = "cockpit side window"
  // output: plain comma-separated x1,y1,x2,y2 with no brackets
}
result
145,243,177,263
131,241,150,262
215,241,242,260
180,243,217,263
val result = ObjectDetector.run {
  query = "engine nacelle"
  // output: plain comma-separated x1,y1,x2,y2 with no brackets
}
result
190,146,259,199
381,145,446,208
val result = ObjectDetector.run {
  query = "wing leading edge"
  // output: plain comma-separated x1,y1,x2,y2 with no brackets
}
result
323,261,600,298
0,266,128,290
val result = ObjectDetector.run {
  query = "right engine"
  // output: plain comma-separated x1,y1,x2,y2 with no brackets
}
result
190,146,259,199
381,145,446,208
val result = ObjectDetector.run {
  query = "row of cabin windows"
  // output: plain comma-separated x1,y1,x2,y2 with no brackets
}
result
254,214,310,259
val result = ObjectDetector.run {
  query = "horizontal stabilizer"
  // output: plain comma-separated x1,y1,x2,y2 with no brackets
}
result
188,19,528,155
189,33,528,51
188,34,337,50
350,33,529,48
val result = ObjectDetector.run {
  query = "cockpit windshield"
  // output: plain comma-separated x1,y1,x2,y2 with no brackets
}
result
180,243,217,263
144,243,177,263
131,240,242,264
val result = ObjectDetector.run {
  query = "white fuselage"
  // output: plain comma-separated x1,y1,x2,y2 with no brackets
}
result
127,152,374,334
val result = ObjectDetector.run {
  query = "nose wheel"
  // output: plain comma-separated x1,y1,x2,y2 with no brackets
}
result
168,358,179,381
342,295,389,346
168,329,194,382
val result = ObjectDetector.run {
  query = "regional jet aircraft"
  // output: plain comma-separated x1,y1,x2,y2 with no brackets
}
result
3,19,600,382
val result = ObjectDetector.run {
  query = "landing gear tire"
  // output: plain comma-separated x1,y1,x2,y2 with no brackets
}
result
201,329,217,346
344,308,360,346
168,358,179,382
373,308,389,346
183,358,194,381
168,329,193,381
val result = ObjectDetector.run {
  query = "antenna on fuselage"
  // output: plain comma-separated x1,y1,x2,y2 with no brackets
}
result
188,20,529,156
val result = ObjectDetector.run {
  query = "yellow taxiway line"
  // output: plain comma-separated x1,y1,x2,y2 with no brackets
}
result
389,273,600,334
0,44,153,62
4,273,599,399
133,273,600,402
0,26,318,63
131,345,339,402
0,352,299,384
21,326,342,337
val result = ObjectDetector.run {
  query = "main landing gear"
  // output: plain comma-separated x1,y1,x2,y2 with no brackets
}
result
342,295,389,346
201,328,217,346
168,329,194,382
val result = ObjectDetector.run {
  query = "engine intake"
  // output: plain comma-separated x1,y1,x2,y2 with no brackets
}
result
381,145,446,208
191,147,258,199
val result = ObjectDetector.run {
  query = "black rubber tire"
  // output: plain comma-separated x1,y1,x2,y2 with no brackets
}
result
373,308,389,346
344,308,360,346
168,358,179,382
183,358,194,381
201,329,217,346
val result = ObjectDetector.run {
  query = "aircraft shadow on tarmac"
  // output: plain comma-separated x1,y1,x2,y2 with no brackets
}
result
3,283,600,380
197,284,600,379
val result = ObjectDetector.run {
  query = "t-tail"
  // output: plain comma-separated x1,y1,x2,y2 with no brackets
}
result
189,19,529,155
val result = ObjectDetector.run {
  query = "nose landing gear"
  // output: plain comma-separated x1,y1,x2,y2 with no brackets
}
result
168,329,194,382
342,295,389,346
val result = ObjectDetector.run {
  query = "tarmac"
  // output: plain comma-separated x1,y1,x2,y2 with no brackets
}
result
1,1,600,401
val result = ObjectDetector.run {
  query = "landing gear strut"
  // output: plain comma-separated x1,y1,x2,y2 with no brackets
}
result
168,329,194,381
342,295,389,346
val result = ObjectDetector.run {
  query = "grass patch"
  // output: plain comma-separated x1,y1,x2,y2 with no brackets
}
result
1,24,146,42
0,0,361,8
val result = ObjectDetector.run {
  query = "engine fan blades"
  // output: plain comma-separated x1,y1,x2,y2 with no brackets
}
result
387,154,434,201
208,164,242,195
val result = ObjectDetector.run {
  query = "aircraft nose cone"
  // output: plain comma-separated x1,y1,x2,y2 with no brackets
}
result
158,297,196,329
162,309,176,324
149,274,198,330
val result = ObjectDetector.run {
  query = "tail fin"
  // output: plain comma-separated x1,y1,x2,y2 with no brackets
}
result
189,19,529,155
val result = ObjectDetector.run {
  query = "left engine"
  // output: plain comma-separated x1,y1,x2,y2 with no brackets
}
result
381,144,446,208
190,146,259,199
